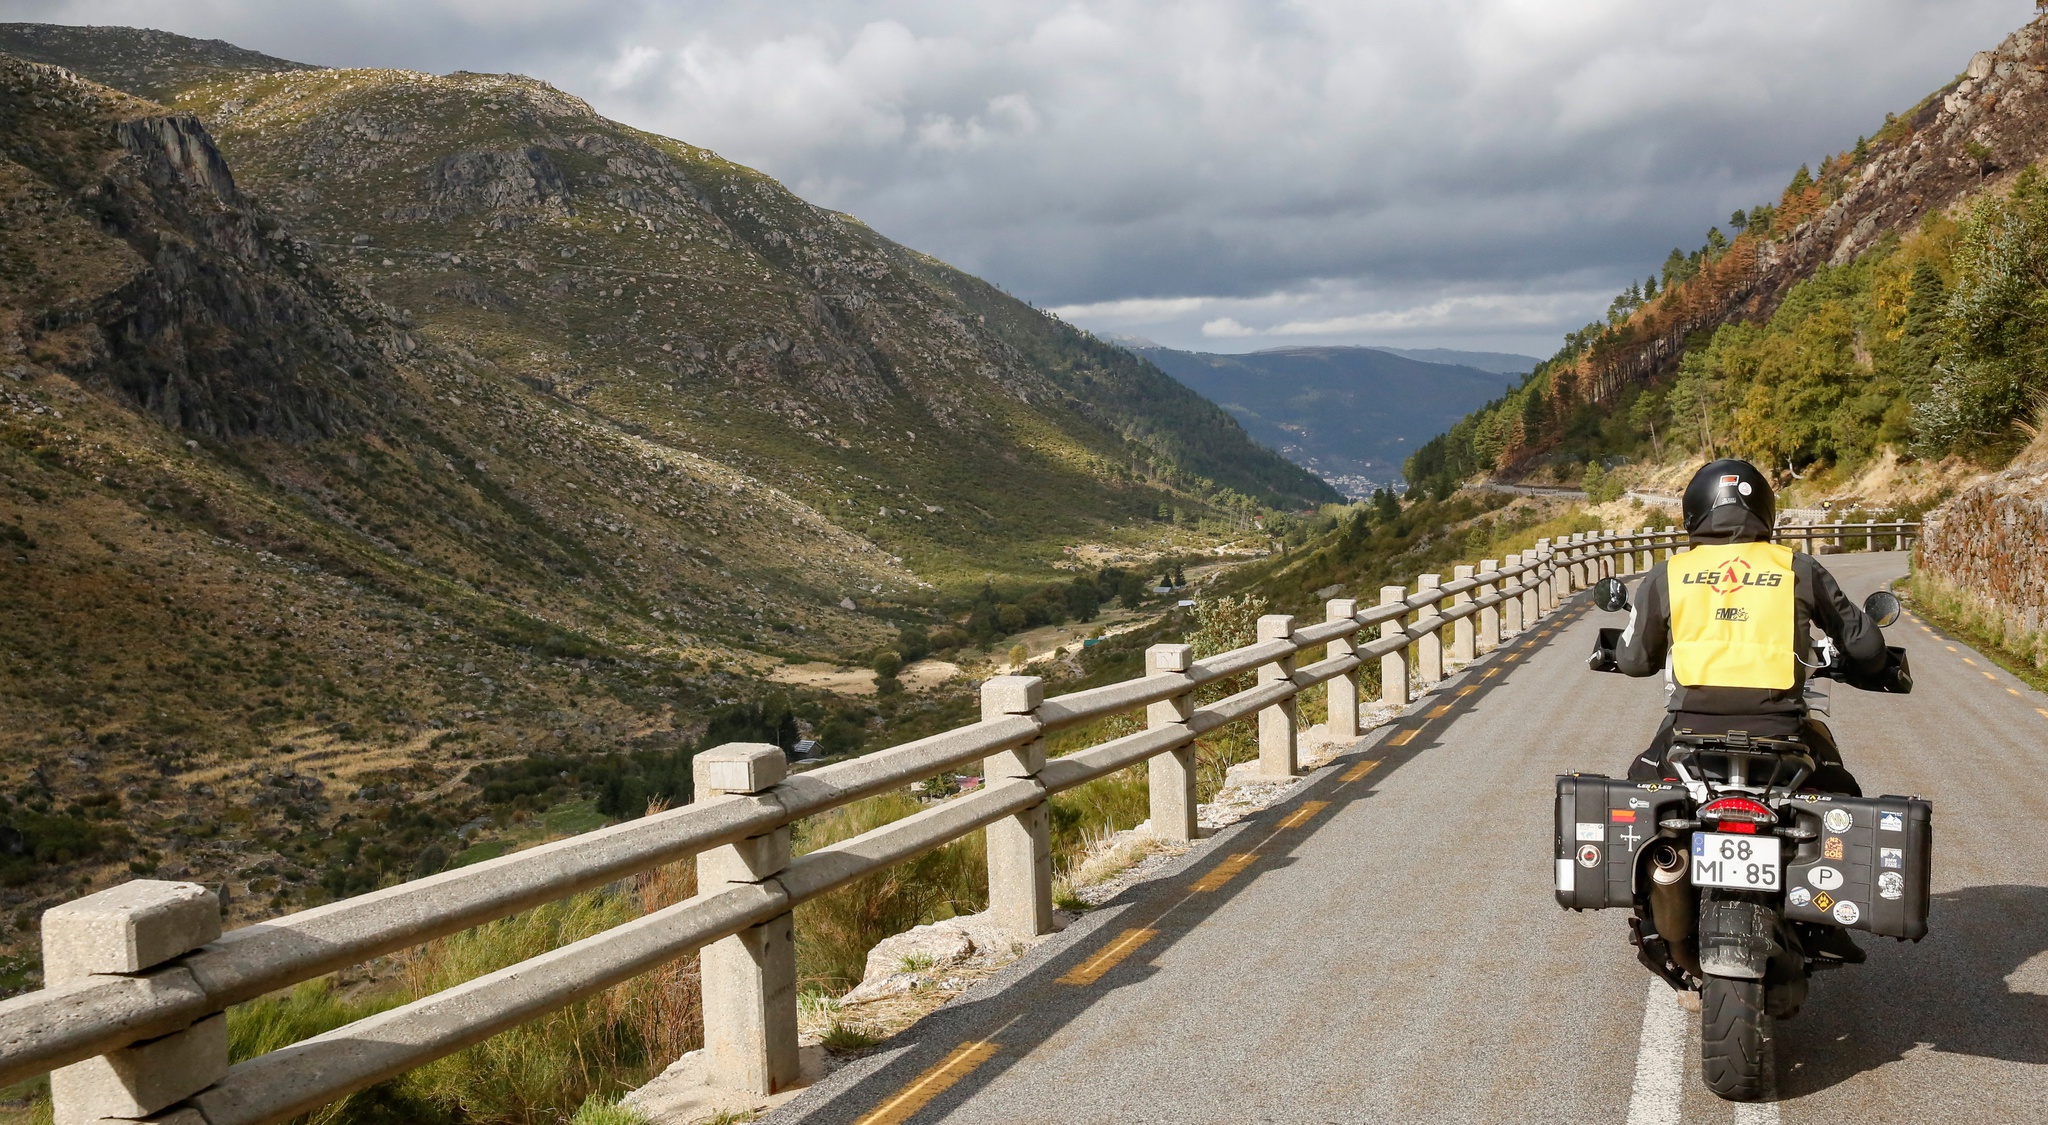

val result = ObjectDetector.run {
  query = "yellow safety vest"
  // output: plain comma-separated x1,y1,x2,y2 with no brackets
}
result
1669,541,1797,690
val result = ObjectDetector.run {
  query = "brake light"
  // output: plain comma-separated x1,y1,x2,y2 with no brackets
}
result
1700,796,1775,827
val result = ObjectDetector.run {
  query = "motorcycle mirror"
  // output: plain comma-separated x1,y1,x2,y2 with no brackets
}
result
1864,590,1902,628
1592,576,1630,613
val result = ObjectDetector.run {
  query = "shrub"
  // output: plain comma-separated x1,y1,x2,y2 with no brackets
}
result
792,792,987,993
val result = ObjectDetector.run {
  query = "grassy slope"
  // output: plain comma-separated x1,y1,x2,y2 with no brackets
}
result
0,26,1327,967
155,63,1330,575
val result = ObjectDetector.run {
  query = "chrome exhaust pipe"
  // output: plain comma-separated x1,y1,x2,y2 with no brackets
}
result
1647,841,1699,976
1648,841,1689,886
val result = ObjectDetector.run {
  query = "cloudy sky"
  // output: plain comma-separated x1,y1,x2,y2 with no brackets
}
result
10,1,2035,355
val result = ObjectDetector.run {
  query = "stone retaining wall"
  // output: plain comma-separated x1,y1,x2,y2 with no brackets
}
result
1917,463,2048,665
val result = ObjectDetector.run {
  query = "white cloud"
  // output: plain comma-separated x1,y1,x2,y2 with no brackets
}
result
24,0,2032,354
1047,295,1215,323
1200,317,1258,338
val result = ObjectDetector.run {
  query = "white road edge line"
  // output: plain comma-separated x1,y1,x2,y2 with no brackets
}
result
1627,978,1686,1125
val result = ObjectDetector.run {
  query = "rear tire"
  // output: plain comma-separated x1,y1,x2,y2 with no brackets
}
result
1701,974,1767,1101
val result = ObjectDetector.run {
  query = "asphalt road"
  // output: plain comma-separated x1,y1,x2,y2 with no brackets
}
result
769,551,2048,1124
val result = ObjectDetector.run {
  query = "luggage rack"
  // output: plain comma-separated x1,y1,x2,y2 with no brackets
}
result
1668,731,1817,794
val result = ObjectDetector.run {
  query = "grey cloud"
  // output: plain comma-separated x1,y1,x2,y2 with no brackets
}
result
16,0,2032,353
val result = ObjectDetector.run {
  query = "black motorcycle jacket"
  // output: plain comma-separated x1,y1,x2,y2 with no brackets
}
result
1613,505,1888,726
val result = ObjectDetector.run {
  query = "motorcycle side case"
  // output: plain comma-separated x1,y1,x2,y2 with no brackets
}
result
1782,793,1932,940
1555,774,1690,910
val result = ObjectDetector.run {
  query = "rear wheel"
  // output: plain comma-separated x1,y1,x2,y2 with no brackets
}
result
1700,974,1767,1100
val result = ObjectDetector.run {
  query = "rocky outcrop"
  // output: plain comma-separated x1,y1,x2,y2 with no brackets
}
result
0,58,389,439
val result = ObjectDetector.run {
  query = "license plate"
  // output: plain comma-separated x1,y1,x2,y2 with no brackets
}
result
1690,832,1782,890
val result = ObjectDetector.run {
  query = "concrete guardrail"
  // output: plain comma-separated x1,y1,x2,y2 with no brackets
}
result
0,520,1918,1124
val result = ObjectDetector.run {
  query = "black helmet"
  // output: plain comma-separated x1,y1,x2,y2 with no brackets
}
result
1682,459,1774,532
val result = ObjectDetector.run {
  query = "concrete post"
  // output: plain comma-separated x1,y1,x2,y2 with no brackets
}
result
1145,645,1198,842
1415,575,1444,688
1663,526,1680,560
1833,521,1845,551
1535,539,1555,615
1477,560,1501,652
1325,599,1361,739
45,881,224,1125
1256,615,1298,779
1450,565,1476,665
1379,585,1409,708
1502,553,1525,636
982,676,1053,938
1863,516,1874,552
695,744,798,1096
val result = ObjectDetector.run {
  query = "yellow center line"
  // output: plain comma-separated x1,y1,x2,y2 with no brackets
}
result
1340,759,1381,783
1458,685,1477,696
1428,704,1452,718
1276,800,1330,830
1964,656,1979,666
1191,853,1259,892
1484,667,1501,678
2037,708,2048,720
2008,688,2022,697
1057,927,1158,986
854,1039,1003,1125
1387,728,1420,747
1984,670,1998,681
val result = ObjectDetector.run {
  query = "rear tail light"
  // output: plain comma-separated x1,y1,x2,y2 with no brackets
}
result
1700,796,1775,830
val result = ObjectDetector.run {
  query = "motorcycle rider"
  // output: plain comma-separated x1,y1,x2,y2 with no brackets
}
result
1604,459,1889,795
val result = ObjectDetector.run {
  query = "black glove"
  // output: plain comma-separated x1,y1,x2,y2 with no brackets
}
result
1588,627,1623,674
1844,646,1913,694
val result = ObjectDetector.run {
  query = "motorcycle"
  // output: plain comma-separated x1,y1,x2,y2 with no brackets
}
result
1559,576,1928,1101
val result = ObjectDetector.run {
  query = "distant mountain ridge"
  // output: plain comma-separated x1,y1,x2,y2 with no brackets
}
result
1365,347,1539,376
1136,345,1520,496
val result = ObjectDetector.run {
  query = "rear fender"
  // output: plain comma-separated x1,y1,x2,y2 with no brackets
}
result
1698,895,1777,980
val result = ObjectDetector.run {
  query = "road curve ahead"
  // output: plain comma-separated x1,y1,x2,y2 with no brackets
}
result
769,552,2048,1125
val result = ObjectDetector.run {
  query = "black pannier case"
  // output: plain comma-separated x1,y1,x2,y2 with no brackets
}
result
1554,775,1932,941
1554,774,1689,910
1781,793,1932,941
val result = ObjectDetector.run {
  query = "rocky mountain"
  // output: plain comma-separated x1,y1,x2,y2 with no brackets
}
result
0,25,1331,944
1137,345,1519,495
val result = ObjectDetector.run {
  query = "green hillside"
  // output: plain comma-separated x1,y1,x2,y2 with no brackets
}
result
1407,16,2048,496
